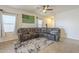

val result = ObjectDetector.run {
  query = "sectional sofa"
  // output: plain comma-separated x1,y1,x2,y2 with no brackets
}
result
17,28,61,42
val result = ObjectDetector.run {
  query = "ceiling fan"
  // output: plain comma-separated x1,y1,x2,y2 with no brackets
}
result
37,5,53,13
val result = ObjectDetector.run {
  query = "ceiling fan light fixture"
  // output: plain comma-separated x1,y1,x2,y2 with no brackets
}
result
43,9,46,13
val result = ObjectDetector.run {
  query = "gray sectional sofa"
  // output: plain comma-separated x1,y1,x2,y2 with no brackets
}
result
17,28,61,42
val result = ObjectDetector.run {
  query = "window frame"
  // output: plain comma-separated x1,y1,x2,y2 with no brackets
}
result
2,13,17,33
37,19,43,28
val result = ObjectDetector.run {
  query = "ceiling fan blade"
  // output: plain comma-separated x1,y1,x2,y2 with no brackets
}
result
46,9,53,10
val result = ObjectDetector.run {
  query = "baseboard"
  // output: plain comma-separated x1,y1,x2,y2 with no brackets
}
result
67,37,79,41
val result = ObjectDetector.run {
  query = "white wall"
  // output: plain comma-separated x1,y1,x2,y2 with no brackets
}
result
55,8,79,40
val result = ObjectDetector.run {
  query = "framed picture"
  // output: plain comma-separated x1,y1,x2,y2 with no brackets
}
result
22,14,35,23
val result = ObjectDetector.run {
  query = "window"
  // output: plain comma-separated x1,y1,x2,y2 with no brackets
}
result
38,19,43,28
3,15,16,32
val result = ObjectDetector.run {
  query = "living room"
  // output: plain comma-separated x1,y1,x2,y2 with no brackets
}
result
0,5,79,53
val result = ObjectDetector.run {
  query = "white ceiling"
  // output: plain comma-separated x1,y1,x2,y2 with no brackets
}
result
8,5,79,16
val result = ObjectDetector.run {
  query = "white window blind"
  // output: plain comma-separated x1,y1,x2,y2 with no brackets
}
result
3,15,16,32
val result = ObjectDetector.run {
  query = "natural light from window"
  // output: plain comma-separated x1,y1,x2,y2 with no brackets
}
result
3,15,16,32
38,19,43,28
